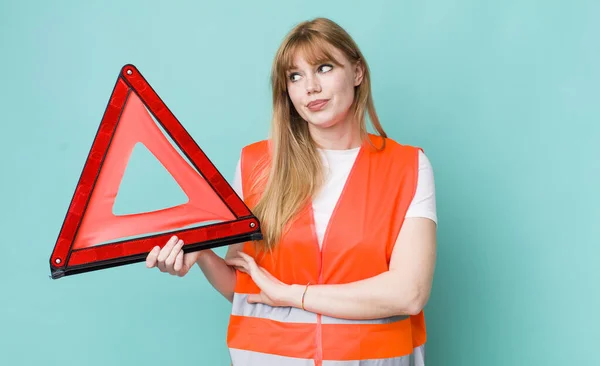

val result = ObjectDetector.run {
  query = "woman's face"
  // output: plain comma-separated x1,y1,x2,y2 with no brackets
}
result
286,47,363,131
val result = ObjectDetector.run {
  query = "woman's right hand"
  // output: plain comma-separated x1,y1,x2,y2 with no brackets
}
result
145,235,203,277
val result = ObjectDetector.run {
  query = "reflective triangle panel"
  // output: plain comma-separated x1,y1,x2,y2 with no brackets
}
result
49,64,262,279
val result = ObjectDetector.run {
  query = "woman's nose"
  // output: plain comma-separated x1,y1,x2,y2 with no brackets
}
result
305,76,321,93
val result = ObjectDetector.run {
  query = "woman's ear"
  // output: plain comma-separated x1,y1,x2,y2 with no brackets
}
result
354,60,365,86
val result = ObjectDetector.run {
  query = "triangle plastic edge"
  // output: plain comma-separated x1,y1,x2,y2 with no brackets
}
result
49,64,262,279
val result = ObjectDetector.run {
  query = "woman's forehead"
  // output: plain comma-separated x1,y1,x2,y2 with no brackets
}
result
284,43,344,70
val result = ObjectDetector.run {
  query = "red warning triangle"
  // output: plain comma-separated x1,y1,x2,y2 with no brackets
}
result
49,64,262,279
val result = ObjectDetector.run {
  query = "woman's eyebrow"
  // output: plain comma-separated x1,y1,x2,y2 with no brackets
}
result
287,60,331,73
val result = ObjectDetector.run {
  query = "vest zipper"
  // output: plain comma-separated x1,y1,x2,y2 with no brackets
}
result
309,210,323,366
315,262,324,366
316,313,323,366
314,237,323,366
316,253,324,364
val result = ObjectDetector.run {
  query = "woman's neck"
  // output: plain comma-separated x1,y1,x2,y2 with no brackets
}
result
308,121,362,150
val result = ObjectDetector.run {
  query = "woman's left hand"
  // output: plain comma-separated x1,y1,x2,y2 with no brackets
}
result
225,252,299,308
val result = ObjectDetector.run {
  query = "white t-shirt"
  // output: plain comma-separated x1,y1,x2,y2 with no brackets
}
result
231,148,437,249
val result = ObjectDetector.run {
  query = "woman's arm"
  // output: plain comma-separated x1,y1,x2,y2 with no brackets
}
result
195,245,241,303
235,217,437,320
291,217,437,319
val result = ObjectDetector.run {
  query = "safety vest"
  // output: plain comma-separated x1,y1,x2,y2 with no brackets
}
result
226,134,427,365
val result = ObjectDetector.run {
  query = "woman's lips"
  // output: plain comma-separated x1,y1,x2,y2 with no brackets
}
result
307,99,329,111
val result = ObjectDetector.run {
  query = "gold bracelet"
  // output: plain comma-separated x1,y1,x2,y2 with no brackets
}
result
301,282,310,311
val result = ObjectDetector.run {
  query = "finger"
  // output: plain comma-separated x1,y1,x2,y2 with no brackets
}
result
225,257,244,267
247,293,262,304
174,249,184,274
237,251,251,260
237,252,255,267
234,265,249,274
146,246,160,268
157,236,179,271
225,258,249,273
165,239,184,274
238,252,261,274
236,255,269,287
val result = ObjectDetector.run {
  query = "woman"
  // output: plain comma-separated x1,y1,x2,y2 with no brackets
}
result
146,17,437,366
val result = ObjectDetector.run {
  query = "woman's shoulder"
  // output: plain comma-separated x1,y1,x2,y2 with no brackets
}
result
371,136,432,174
241,139,271,157
237,139,272,178
369,134,424,155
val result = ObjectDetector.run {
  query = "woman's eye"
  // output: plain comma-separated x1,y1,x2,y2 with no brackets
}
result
319,64,333,73
289,73,301,82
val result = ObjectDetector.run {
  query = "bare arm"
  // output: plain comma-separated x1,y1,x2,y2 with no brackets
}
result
195,243,244,303
233,217,437,320
289,217,437,318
